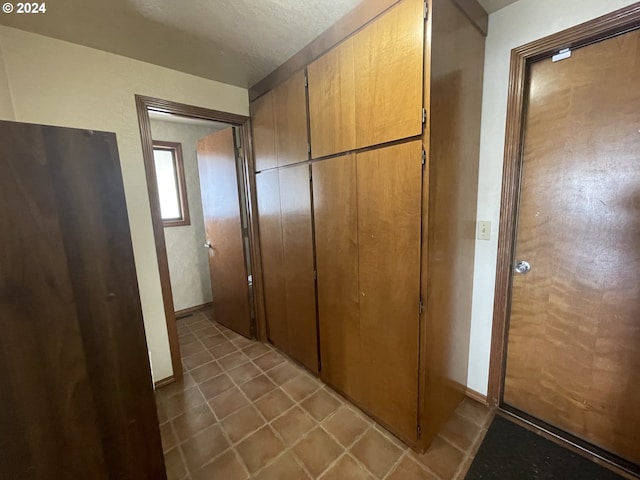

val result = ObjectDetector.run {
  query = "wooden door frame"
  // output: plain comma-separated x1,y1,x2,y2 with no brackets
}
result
487,4,640,407
135,95,268,384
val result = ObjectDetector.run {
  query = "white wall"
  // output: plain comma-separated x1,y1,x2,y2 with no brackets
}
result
149,119,221,312
468,0,638,395
0,44,14,119
0,26,248,382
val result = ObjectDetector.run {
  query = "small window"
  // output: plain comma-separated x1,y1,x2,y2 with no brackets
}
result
152,141,190,227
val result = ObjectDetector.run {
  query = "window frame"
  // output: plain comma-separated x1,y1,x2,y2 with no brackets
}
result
152,140,190,227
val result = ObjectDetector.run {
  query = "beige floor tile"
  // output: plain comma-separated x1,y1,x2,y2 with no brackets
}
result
281,374,320,402
239,374,277,401
182,350,214,371
180,339,206,358
221,405,265,443
164,447,187,480
300,389,342,422
319,454,375,480
199,373,235,400
161,386,206,420
387,455,439,480
242,342,272,359
410,437,465,480
253,452,311,480
159,422,177,453
254,388,294,421
439,413,483,451
322,406,370,448
180,424,230,472
192,450,248,480
235,426,285,473
253,350,286,371
218,351,250,370
350,427,403,478
209,386,250,420
456,398,493,428
210,341,238,359
265,362,300,385
271,406,317,446
171,403,217,442
201,333,227,349
190,361,223,384
293,427,343,477
227,362,261,384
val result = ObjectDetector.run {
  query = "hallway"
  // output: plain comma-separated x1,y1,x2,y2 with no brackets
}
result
156,311,493,479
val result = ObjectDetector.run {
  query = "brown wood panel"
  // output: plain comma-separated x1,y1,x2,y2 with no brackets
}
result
255,170,288,349
312,154,363,398
197,128,252,338
353,0,424,149
420,0,484,446
0,121,165,479
279,165,319,372
504,29,640,465
249,0,402,101
307,39,356,158
273,70,309,167
250,90,277,171
357,141,423,443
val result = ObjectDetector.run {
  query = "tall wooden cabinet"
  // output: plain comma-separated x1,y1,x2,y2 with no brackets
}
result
251,0,486,450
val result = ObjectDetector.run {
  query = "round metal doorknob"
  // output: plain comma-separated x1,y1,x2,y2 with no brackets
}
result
514,260,531,274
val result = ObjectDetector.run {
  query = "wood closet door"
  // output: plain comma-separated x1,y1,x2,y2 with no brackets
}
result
279,165,318,372
0,121,165,479
255,170,288,349
357,141,423,442
313,154,363,399
273,70,309,167
250,91,277,171
353,0,424,149
504,29,640,464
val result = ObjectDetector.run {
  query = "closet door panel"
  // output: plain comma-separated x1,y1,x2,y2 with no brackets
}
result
353,0,424,149
274,70,309,167
255,171,288,349
279,165,318,372
357,140,423,442
312,154,363,398
308,39,357,159
250,91,277,172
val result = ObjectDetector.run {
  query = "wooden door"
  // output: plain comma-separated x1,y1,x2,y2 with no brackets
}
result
279,165,318,372
0,121,165,479
307,38,356,158
255,170,288,348
357,141,423,442
250,91,277,172
197,128,252,338
313,154,363,399
273,70,309,167
353,0,424,149
504,29,640,465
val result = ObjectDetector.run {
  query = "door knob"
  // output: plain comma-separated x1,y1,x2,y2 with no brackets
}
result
514,260,531,274
204,242,212,249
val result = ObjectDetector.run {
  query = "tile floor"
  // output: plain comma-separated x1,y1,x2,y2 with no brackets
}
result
156,311,494,480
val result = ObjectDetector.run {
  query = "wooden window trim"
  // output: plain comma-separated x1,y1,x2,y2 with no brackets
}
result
152,140,190,227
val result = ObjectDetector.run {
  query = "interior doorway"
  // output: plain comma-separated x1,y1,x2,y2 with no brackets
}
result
135,96,262,385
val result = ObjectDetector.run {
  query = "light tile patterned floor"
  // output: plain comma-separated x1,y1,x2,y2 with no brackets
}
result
156,311,494,480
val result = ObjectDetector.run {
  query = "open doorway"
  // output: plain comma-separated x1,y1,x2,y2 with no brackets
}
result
136,96,262,386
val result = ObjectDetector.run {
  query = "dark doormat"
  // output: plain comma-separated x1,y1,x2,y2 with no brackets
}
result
465,415,626,480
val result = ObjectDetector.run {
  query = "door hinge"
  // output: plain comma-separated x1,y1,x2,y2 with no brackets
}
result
422,107,427,124
419,299,424,315
307,142,311,155
313,270,317,281
304,74,308,87
421,150,426,166
423,2,428,20
417,424,422,438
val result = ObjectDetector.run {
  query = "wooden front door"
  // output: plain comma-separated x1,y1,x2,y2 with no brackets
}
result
197,128,252,338
0,121,165,479
504,28,640,465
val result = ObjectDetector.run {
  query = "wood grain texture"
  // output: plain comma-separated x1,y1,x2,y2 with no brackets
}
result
249,0,402,102
489,3,640,409
504,29,640,465
312,154,363,399
0,121,165,479
420,0,484,446
353,0,424,150
255,170,289,349
197,128,252,338
250,91,277,172
307,38,356,158
273,70,309,167
357,141,423,443
279,164,319,373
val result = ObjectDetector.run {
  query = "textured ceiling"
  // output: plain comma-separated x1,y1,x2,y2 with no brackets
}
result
0,0,518,88
0,0,362,88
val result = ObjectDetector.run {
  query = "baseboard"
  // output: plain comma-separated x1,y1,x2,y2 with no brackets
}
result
175,302,213,319
154,375,175,389
465,387,489,406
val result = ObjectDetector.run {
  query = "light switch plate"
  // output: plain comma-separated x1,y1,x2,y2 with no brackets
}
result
477,221,491,240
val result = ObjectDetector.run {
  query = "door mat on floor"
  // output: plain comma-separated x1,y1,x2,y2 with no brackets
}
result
465,415,625,480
